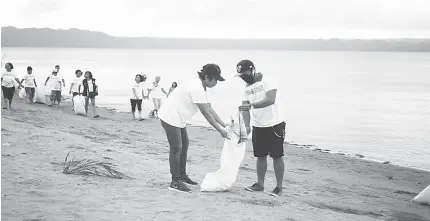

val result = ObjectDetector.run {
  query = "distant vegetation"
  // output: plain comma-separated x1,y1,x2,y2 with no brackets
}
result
2,26,430,51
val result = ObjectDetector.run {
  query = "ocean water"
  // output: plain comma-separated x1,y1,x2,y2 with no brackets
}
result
1,47,429,171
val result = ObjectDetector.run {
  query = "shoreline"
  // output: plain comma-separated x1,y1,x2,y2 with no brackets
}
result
75,97,430,173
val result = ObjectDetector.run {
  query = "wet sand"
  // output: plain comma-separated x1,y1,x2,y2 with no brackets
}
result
1,98,430,221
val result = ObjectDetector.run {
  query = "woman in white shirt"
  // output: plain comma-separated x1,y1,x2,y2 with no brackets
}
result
131,74,146,120
148,76,167,118
1,63,23,110
78,71,99,118
157,64,229,193
69,70,83,109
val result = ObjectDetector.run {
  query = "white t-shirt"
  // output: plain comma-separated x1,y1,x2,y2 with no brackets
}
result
158,78,209,128
131,82,144,100
23,74,36,88
1,70,18,88
151,82,165,99
71,77,82,93
87,80,94,93
243,75,284,128
50,75,63,91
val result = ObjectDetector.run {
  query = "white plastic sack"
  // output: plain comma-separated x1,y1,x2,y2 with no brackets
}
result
413,185,430,205
19,88,26,99
73,96,86,116
141,99,153,119
200,112,248,192
35,85,47,104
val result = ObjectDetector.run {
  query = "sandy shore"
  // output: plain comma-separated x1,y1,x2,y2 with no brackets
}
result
1,98,430,221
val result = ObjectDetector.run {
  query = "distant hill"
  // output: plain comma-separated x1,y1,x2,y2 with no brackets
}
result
2,26,430,51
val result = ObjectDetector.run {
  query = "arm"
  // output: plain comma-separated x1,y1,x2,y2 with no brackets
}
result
209,104,226,128
251,89,277,109
15,78,23,88
132,88,139,99
33,79,37,87
62,78,65,87
44,77,50,86
78,85,81,95
197,103,225,133
162,87,168,95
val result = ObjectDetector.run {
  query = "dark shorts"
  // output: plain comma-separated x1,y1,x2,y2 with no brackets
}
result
2,86,15,100
72,92,79,97
50,90,61,102
130,99,142,112
252,122,286,158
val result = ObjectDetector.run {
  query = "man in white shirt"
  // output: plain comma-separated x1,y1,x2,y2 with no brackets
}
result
20,66,38,103
158,63,229,193
237,60,286,197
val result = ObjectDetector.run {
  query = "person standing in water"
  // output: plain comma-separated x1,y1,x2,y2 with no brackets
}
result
236,60,286,197
79,71,99,118
130,74,145,120
148,76,167,118
158,64,229,193
21,66,38,103
1,62,23,110
167,82,178,97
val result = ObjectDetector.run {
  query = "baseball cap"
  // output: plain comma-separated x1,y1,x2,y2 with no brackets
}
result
199,64,225,81
52,69,59,73
235,60,255,76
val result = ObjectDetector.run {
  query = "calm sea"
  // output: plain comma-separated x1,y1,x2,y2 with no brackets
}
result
1,47,429,171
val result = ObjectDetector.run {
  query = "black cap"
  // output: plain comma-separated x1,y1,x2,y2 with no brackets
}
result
199,64,225,81
236,60,255,74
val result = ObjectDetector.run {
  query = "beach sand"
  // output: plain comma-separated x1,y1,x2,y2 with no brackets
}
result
1,98,430,221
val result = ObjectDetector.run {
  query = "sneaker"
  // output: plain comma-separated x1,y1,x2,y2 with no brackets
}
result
182,176,198,185
244,183,264,192
168,180,191,193
268,187,282,197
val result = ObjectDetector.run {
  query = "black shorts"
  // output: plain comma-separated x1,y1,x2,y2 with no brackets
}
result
25,87,35,97
72,92,79,97
252,122,286,158
2,86,15,100
130,99,142,112
50,90,61,102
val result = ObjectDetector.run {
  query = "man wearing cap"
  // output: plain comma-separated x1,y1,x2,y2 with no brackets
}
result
158,63,229,193
237,60,286,197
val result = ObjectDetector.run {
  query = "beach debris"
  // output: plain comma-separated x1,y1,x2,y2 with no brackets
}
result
382,161,390,164
62,153,130,179
387,176,393,180
355,154,364,158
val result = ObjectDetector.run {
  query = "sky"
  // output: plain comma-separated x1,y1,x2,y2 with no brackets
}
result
1,0,430,39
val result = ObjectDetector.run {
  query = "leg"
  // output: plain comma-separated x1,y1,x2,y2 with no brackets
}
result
179,127,189,177
50,91,55,107
136,99,142,119
257,157,268,187
56,91,61,107
30,88,35,103
84,97,89,115
273,157,284,188
2,87,9,109
161,120,183,181
91,97,98,117
8,87,15,109
130,99,137,119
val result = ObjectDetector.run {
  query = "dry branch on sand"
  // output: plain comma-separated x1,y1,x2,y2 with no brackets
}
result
62,153,130,179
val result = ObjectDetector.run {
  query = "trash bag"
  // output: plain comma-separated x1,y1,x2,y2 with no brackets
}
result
35,85,47,104
200,111,248,192
141,99,153,119
413,185,430,205
19,88,26,99
73,96,86,115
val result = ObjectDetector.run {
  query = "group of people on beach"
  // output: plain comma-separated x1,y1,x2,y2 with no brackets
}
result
2,59,286,197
